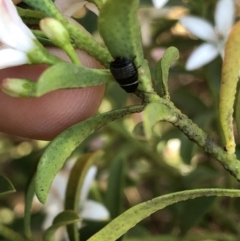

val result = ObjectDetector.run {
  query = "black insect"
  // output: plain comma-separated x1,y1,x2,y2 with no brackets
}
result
110,57,139,93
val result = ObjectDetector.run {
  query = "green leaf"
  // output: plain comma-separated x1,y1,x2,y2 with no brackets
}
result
152,18,178,40
179,133,195,165
0,175,15,197
17,7,46,24
143,102,173,139
0,224,30,241
87,189,240,241
182,167,218,188
219,22,240,154
204,57,222,105
98,0,144,66
171,88,207,116
105,156,126,219
98,0,154,93
65,152,102,241
179,196,215,235
124,232,238,241
32,30,56,46
155,46,179,99
35,63,113,96
132,122,146,140
35,105,144,204
24,175,35,239
235,83,240,140
80,221,109,241
17,7,46,18
125,235,177,241
43,210,80,241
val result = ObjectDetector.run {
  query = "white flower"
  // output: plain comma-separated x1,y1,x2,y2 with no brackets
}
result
0,0,37,69
55,0,99,17
78,165,109,220
152,0,169,9
179,0,235,70
42,161,109,241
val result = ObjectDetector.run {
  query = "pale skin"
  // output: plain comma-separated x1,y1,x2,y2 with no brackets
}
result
0,49,105,140
0,0,105,140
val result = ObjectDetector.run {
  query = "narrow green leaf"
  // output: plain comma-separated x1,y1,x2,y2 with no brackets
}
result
179,133,195,165
87,189,240,241
235,83,240,140
98,0,144,66
17,7,46,19
32,30,55,47
36,63,113,96
105,156,125,219
132,122,146,140
155,47,179,99
0,224,30,241
17,7,46,24
219,22,240,154
80,221,109,241
179,196,215,235
125,232,238,241
24,175,35,239
65,152,102,241
0,175,15,197
43,210,80,241
143,102,173,139
125,236,177,241
35,105,144,204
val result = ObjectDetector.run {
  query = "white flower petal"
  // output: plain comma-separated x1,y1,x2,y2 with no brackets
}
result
0,0,35,51
0,0,35,39
42,202,63,229
49,173,69,201
180,16,217,42
152,0,168,8
0,49,28,69
185,43,219,70
55,0,84,13
1,23,34,52
81,200,109,220
80,166,97,203
86,2,99,16
214,0,235,38
63,2,86,17
62,2,99,17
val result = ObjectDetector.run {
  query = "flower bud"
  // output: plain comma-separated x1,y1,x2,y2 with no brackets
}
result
40,18,71,49
1,78,36,97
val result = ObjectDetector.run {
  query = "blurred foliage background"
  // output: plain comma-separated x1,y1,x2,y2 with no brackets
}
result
1,0,240,241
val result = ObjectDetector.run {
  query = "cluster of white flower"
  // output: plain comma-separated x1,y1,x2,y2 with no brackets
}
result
152,0,235,70
42,161,109,240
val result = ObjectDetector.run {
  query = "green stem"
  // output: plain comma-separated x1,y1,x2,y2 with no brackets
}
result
23,0,111,66
158,98,240,181
63,44,82,65
28,41,64,65
135,89,240,181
